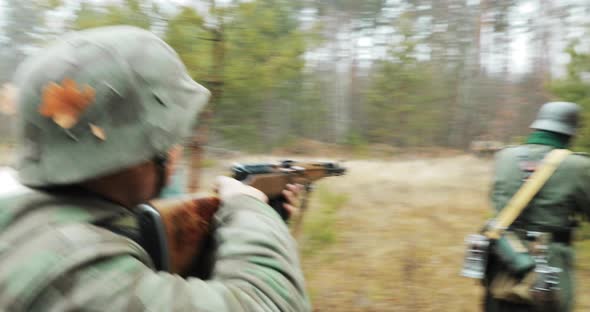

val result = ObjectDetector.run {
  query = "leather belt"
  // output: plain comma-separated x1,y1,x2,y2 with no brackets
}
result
511,228,572,245
551,231,572,245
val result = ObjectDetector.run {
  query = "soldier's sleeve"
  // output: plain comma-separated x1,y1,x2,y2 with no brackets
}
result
489,149,507,213
32,195,311,312
573,154,590,218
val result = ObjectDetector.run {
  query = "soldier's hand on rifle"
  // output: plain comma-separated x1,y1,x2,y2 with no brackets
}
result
215,176,268,203
283,183,304,219
216,176,303,221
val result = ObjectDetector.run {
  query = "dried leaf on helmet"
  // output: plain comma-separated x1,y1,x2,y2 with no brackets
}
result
89,123,106,141
39,78,95,129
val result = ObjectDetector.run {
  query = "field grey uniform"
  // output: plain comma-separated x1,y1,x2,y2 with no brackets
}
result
484,102,590,312
0,26,311,312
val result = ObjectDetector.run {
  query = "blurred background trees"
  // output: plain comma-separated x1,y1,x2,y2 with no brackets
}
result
1,0,590,152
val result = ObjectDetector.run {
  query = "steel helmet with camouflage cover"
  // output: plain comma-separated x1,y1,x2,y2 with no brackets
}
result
530,101,581,136
14,26,210,187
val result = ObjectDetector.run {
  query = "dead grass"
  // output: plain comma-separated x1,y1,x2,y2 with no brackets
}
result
300,186,349,257
297,156,490,311
297,155,590,311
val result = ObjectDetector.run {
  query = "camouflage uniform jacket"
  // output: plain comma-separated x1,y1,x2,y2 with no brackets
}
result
485,144,590,312
0,189,311,311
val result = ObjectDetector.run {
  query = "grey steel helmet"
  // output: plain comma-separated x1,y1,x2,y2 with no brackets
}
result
530,102,581,136
14,26,210,187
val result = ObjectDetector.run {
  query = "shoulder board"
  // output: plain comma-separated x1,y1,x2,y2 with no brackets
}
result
492,145,522,155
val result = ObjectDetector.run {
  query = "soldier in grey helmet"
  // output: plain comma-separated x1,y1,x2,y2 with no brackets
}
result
530,101,581,136
483,101,590,311
0,26,310,312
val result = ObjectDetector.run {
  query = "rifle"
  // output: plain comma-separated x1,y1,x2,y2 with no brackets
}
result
135,160,346,275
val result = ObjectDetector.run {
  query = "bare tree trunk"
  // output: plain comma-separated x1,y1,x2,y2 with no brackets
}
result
189,0,224,193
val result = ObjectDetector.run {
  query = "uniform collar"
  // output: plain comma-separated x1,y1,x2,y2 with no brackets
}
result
526,130,570,149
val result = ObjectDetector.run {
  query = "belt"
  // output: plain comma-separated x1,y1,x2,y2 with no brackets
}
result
552,231,572,245
511,228,572,245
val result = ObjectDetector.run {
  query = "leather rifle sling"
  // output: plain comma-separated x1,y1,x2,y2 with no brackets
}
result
485,149,572,240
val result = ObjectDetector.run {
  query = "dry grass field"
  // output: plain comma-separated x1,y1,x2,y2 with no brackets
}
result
278,155,589,311
297,155,491,312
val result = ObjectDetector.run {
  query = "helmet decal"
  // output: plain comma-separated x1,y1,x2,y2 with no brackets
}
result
39,78,95,129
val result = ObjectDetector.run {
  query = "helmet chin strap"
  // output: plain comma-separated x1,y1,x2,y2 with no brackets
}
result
153,154,169,197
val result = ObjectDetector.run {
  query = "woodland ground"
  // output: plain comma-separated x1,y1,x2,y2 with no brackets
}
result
198,152,590,312
2,147,589,311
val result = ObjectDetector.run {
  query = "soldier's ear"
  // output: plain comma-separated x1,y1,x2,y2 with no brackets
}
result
164,145,183,185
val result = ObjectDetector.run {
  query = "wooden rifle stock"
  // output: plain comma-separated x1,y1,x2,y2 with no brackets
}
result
139,196,220,275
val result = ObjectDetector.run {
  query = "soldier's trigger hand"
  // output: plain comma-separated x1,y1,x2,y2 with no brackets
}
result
282,183,303,219
215,176,268,203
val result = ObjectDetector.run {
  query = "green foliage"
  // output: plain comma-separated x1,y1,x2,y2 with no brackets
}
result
34,0,63,9
302,186,348,256
364,31,447,147
164,7,209,81
551,43,590,152
575,239,590,271
4,0,580,153
128,0,309,152
343,131,370,158
212,0,307,151
72,0,155,30
344,130,368,147
510,135,526,145
576,222,590,241
290,75,330,140
200,158,218,169
313,0,387,22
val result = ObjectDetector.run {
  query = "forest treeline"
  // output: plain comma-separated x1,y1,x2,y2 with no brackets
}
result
1,0,590,152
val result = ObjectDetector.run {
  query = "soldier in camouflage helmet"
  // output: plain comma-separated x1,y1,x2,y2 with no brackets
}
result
0,26,310,311
484,101,589,312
